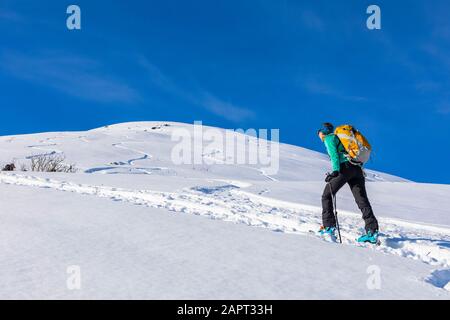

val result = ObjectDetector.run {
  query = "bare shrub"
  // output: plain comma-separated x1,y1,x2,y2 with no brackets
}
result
29,154,77,173
2,163,16,171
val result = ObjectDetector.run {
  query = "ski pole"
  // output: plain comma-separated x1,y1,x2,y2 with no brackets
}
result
328,183,342,244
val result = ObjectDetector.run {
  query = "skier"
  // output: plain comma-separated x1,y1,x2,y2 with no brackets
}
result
317,123,379,244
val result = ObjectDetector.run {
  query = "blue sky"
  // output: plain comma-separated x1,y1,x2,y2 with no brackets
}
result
1,0,449,183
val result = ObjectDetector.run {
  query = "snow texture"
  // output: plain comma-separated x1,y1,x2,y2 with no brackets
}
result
0,122,449,299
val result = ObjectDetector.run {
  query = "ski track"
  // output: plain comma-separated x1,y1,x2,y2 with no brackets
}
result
259,168,278,182
84,142,157,175
26,143,62,158
1,173,450,290
78,136,90,143
112,143,151,166
201,144,278,182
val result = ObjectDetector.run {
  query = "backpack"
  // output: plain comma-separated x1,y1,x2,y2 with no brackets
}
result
334,125,372,165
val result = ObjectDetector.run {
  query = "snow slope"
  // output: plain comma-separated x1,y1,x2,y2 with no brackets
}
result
0,121,449,299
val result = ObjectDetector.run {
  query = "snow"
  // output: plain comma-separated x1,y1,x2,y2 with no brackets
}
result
0,121,449,299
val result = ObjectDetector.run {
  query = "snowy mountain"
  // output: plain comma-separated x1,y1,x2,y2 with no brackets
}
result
0,121,449,299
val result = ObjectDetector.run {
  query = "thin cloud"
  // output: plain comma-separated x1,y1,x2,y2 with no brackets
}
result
138,57,255,122
422,43,450,71
199,92,255,122
437,103,450,115
415,81,441,93
138,57,188,100
257,2,326,33
1,51,140,104
375,33,426,76
303,77,367,102
0,8,23,22
301,10,325,32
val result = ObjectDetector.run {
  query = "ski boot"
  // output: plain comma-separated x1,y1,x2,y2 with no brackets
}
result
357,230,379,245
318,226,337,242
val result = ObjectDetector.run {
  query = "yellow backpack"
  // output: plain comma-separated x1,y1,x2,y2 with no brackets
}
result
334,125,372,165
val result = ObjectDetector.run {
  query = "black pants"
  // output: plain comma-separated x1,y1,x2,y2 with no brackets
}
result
322,162,379,233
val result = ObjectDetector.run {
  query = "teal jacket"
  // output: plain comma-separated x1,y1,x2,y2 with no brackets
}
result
323,134,348,172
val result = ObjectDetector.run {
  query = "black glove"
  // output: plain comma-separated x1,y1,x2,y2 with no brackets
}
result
325,171,339,183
